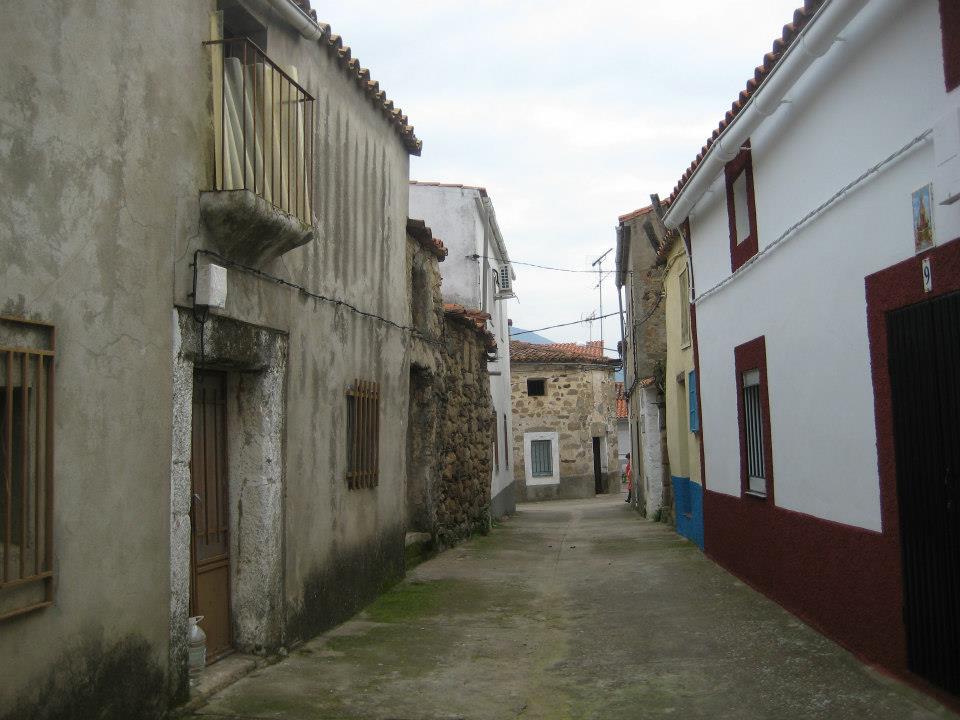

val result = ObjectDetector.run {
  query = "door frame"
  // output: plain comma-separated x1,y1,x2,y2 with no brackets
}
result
865,235,960,685
592,436,602,494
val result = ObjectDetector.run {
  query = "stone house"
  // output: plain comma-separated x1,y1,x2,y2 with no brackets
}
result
0,2,488,718
409,182,517,520
615,203,671,519
510,341,619,501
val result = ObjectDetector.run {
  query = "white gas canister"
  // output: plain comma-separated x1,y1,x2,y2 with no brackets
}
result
188,615,207,675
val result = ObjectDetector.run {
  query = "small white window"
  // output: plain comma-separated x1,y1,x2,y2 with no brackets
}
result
732,171,751,244
678,267,691,347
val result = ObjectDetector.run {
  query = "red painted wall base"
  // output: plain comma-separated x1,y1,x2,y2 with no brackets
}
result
703,489,905,673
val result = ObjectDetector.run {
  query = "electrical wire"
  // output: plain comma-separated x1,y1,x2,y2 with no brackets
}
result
694,129,933,304
509,310,623,338
470,254,632,275
191,249,444,348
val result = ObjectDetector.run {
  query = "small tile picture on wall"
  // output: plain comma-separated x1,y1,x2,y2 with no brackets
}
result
912,183,935,254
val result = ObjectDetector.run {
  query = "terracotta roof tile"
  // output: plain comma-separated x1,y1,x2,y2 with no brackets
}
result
616,382,628,419
444,304,496,352
406,218,448,261
510,340,618,366
666,1,823,209
303,8,420,155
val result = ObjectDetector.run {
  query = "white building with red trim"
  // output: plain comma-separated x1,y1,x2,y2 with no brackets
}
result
660,0,960,702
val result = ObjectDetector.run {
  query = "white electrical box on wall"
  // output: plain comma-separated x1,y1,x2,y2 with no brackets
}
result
196,263,228,309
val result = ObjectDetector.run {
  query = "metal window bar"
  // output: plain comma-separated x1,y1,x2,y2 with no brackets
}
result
0,317,54,622
531,439,552,477
346,381,380,489
204,37,315,226
742,372,765,493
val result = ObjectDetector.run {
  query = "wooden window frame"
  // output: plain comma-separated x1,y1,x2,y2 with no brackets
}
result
530,438,553,477
941,0,960,92
0,316,55,622
346,379,380,489
734,336,774,501
726,142,759,273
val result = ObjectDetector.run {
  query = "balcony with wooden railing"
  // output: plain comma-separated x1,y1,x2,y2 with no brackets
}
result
201,37,316,265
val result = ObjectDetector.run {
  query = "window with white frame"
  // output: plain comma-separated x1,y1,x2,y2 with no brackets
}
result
530,439,552,477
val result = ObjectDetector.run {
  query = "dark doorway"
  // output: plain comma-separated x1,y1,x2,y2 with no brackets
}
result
592,437,603,495
887,290,960,696
190,371,233,663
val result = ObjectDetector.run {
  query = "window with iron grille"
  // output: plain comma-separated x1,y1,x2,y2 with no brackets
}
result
527,378,545,396
530,439,553,477
742,369,766,495
0,317,54,622
346,380,379,489
492,410,499,471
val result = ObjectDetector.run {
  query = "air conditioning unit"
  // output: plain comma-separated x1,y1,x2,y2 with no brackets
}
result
498,264,514,297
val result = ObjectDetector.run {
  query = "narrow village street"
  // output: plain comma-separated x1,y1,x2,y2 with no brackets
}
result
188,496,954,720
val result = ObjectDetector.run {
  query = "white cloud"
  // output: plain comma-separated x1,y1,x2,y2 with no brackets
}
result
323,0,801,343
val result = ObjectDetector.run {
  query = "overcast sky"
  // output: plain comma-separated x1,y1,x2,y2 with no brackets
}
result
324,0,800,346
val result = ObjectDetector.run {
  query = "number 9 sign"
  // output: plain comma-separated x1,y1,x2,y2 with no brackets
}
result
922,257,933,293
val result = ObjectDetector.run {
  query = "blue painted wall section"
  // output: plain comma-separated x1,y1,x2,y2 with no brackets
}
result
672,476,704,550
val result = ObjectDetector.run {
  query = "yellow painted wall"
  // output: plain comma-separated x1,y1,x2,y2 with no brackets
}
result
663,238,703,486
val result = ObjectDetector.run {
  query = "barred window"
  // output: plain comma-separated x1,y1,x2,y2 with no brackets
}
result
742,369,766,496
346,379,379,489
0,317,54,622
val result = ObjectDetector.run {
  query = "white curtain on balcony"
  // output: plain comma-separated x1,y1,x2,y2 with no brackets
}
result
216,56,312,226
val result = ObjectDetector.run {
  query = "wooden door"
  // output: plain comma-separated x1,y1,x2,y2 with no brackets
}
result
190,371,232,662
887,291,960,695
593,437,603,495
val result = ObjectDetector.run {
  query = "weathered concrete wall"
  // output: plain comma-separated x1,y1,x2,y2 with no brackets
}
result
0,1,210,717
511,364,619,501
167,7,416,647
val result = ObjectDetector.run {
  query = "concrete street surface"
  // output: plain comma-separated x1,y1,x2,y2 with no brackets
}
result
190,495,957,720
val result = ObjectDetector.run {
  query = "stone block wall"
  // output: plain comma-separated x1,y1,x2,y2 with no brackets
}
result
511,363,619,501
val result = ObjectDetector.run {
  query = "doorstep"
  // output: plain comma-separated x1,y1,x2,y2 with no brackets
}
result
175,653,263,715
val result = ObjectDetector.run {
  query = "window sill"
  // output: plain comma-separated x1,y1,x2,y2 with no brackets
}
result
680,341,692,351
743,490,767,500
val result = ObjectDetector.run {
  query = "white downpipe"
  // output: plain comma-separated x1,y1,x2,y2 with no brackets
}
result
244,0,324,41
663,0,870,229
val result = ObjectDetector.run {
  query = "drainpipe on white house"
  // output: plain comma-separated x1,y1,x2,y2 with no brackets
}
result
663,0,870,229
245,0,326,41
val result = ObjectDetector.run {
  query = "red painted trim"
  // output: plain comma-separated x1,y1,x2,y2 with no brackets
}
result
726,142,759,273
733,336,774,502
940,0,960,92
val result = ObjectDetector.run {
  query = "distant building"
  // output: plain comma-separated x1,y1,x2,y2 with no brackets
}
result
615,204,671,519
510,341,620,501
409,182,517,519
615,382,629,478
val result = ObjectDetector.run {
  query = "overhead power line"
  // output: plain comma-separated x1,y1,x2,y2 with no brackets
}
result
470,254,631,275
509,310,623,338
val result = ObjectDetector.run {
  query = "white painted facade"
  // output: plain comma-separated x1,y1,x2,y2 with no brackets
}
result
409,182,517,516
674,0,960,531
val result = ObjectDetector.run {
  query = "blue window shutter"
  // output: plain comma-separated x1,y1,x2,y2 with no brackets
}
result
689,370,700,433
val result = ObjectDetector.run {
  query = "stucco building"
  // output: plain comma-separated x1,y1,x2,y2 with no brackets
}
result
0,2,489,718
615,204,671,519
409,181,517,519
510,341,619,501
658,0,960,700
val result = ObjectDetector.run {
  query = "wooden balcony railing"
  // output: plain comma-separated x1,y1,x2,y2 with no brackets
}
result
205,37,315,226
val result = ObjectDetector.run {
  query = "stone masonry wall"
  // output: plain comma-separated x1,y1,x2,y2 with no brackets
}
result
435,321,494,546
511,363,619,500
